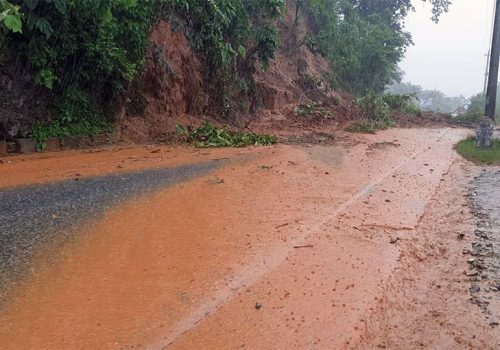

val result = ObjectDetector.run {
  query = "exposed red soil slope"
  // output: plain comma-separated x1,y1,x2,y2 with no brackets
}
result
120,1,359,143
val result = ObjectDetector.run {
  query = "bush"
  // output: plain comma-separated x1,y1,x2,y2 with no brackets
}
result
30,87,113,149
357,92,390,121
350,92,397,133
403,102,421,114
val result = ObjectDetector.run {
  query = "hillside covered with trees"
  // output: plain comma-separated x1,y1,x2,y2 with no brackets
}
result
387,81,468,114
0,0,451,143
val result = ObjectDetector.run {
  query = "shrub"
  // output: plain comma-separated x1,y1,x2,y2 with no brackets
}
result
357,92,390,121
30,87,113,149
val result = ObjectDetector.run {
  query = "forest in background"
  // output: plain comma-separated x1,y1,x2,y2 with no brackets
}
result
0,0,451,142
387,81,467,114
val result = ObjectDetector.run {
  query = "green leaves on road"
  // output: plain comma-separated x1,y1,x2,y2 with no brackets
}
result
176,122,277,148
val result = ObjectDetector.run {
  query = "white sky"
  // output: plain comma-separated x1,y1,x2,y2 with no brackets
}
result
400,0,495,97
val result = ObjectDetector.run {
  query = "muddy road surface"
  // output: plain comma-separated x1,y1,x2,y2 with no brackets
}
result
0,128,499,349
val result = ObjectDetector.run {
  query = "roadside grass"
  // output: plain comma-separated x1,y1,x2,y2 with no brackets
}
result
455,137,500,165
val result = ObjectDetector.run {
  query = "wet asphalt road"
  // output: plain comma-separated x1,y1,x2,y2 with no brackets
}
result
0,160,222,298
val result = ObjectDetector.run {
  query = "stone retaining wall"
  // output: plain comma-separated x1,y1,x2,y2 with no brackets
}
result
0,132,121,156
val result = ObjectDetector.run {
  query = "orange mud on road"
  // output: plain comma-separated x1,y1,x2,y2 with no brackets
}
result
1,128,498,349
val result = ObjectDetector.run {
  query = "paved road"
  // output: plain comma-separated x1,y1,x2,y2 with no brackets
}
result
0,160,223,299
1,128,499,350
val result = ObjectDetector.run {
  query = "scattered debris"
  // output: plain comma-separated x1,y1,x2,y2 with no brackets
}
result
275,223,289,229
207,177,225,185
293,244,314,249
466,269,479,277
176,122,277,148
470,285,481,293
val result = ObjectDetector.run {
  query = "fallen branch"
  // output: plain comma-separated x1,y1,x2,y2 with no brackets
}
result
293,244,314,249
275,223,289,229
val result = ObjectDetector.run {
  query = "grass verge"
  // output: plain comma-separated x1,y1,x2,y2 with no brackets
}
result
455,137,500,165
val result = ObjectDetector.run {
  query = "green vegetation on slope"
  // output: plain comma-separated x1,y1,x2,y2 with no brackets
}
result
455,138,500,165
166,0,285,118
346,92,422,134
1,0,451,141
1,0,285,139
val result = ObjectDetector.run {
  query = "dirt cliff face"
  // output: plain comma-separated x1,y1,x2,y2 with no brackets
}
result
120,21,207,142
252,0,356,124
121,0,357,142
0,1,356,144
253,0,331,112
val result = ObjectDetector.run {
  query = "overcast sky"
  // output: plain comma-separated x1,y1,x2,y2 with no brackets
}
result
400,0,495,98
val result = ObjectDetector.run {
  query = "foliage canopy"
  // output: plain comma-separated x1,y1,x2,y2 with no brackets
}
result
299,0,450,95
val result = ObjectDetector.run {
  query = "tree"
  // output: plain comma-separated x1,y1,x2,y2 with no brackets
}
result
298,0,451,96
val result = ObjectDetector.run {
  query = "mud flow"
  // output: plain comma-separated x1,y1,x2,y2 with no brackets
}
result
0,128,499,349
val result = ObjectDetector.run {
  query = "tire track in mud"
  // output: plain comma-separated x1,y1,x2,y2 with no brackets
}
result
0,160,225,301
154,129,455,349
